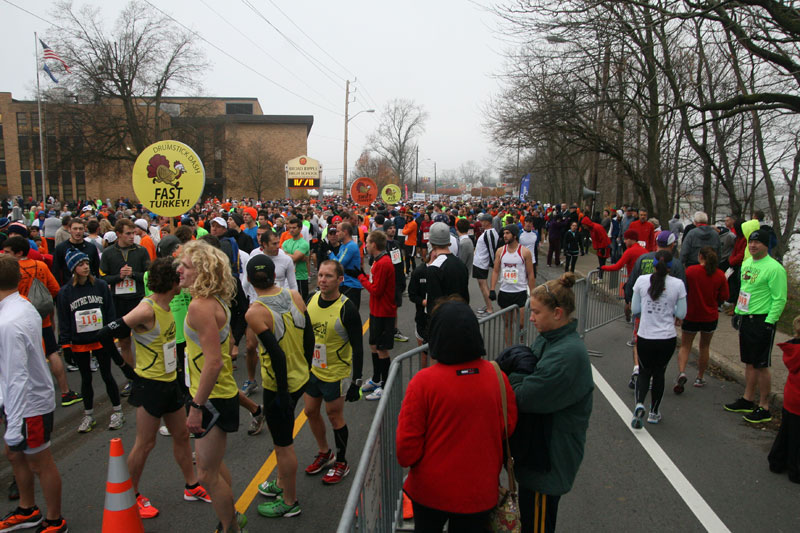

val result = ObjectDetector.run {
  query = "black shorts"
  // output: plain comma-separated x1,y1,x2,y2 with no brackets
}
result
472,266,489,280
263,387,305,447
681,319,718,333
404,244,416,257
369,315,395,351
42,326,58,356
498,290,527,310
739,314,775,369
4,411,54,454
304,373,344,402
187,395,240,437
128,377,185,418
113,298,140,336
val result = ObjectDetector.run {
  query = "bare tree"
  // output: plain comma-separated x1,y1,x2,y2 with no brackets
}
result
232,139,283,200
46,0,207,163
369,99,428,186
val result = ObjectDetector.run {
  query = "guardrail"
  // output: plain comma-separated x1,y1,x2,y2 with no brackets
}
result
338,269,626,532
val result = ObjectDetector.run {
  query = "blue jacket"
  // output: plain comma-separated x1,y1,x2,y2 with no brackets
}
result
330,240,363,289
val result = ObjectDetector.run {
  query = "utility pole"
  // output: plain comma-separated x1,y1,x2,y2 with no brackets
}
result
434,161,437,194
415,145,419,194
342,80,350,199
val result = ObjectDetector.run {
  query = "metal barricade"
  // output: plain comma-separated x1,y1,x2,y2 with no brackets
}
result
337,305,520,533
581,269,627,334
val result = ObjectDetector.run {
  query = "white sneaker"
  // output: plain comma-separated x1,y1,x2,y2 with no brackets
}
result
365,387,383,401
78,415,96,433
90,356,99,372
109,411,124,430
647,411,662,424
159,425,171,437
631,403,645,429
361,379,381,393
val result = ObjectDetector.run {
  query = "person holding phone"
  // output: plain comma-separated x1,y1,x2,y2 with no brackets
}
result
178,241,246,533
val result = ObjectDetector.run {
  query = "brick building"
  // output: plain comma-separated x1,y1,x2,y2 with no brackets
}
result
0,92,312,202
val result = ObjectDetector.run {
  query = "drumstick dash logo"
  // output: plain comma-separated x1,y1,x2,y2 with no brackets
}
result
147,154,185,188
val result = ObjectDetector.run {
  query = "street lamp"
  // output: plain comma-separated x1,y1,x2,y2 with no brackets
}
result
342,81,375,197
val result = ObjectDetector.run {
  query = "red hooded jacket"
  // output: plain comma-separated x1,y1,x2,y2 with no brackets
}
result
581,217,611,258
779,339,800,416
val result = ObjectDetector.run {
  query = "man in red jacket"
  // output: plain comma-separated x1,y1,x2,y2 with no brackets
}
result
601,230,647,276
358,230,397,401
628,209,656,252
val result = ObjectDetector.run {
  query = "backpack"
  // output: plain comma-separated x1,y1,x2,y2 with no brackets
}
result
25,263,54,318
224,236,242,276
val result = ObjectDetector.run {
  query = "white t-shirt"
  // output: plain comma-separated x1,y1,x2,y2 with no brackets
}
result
242,248,298,302
633,274,686,340
519,230,538,264
473,228,499,270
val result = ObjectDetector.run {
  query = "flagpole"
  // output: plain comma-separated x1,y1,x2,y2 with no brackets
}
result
34,32,47,206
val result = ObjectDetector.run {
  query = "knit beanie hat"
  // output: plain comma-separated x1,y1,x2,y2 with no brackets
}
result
65,248,89,272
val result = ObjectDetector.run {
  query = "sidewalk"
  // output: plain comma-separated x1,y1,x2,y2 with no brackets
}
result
537,240,789,411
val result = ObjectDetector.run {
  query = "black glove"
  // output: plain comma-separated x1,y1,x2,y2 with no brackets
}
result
118,362,139,381
271,391,295,420
346,383,362,402
489,290,497,301
345,268,364,278
731,314,741,331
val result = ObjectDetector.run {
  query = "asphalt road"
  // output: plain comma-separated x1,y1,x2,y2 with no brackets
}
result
2,258,797,532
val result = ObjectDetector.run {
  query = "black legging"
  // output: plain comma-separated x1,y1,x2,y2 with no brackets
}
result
73,349,120,411
635,336,677,414
410,500,490,533
519,488,560,533
564,255,578,273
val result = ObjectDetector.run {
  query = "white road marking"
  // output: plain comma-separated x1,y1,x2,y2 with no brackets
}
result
591,364,731,533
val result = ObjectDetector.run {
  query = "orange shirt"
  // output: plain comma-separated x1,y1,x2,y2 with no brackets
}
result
18,258,59,328
140,234,156,261
279,231,292,248
402,219,418,247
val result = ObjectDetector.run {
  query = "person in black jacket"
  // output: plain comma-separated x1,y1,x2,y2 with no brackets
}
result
57,249,124,434
53,218,100,285
562,222,581,273
425,222,469,324
383,221,409,343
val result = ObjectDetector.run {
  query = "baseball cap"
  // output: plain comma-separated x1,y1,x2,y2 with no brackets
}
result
134,219,149,231
428,222,451,246
656,231,676,246
478,213,492,222
246,254,275,284
103,231,118,244
211,216,227,227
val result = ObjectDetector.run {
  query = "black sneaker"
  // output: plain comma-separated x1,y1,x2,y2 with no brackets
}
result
743,407,772,423
724,397,755,413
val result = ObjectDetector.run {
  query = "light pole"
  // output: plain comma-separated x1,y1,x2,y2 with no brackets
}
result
342,79,374,198
424,158,437,194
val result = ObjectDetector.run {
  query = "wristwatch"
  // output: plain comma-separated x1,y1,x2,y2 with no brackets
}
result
187,400,202,410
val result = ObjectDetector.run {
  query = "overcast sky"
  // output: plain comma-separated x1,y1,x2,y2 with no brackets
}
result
0,0,507,186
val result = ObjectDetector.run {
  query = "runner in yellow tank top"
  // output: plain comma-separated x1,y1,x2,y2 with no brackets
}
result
97,257,210,520
245,254,313,519
177,241,245,533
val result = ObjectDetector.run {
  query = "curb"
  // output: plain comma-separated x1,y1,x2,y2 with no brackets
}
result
702,346,785,413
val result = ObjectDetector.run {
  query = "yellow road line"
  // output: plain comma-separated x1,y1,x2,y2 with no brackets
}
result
234,317,370,514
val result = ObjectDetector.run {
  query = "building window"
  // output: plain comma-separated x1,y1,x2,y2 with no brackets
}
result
0,160,7,193
31,113,39,134
63,170,74,201
48,170,59,198
225,103,253,115
34,171,42,199
47,136,58,167
16,112,28,134
18,136,31,170
75,170,85,200
20,170,32,198
32,137,42,170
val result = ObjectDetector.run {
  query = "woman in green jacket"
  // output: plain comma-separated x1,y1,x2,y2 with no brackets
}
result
507,272,594,533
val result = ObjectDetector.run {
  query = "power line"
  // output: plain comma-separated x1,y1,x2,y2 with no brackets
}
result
142,0,342,116
1,0,69,33
197,0,339,110
241,0,346,88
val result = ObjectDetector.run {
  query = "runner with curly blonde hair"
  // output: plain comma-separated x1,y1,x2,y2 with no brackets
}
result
177,240,245,532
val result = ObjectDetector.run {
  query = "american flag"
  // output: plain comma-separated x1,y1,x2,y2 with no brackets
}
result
40,39,71,83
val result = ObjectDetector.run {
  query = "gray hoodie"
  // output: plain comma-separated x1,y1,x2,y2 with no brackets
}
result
680,225,720,266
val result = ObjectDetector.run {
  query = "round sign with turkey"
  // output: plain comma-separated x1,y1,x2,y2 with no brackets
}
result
132,140,205,217
350,177,377,206
381,183,402,205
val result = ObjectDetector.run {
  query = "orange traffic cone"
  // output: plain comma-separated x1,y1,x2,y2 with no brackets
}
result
102,438,144,533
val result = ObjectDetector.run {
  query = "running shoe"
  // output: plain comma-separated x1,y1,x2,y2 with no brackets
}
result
743,407,772,424
304,450,335,475
78,415,96,433
120,381,132,397
724,397,756,413
90,356,98,372
628,371,638,390
108,411,124,430
365,387,383,401
647,411,662,424
626,339,635,347
673,373,687,395
136,494,159,519
60,391,82,407
8,479,19,501
248,409,266,436
258,497,301,518
159,425,171,437
360,379,381,393
65,363,79,372
0,506,42,530
475,307,488,317
693,377,706,388
393,329,409,342
322,462,350,485
183,485,211,503
631,403,646,429
34,517,68,533
241,380,258,396
257,479,283,498
214,511,248,533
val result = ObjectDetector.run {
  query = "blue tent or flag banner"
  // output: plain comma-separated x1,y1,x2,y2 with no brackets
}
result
519,173,530,201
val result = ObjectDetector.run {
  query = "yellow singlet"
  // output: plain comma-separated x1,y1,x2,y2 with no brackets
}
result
132,297,177,382
254,289,309,393
184,297,238,399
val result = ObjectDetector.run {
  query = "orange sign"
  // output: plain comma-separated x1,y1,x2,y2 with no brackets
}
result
350,177,377,206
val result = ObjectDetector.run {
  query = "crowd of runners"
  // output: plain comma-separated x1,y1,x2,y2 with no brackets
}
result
0,193,795,532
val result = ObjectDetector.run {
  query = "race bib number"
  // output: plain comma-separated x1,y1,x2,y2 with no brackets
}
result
468,229,474,236
637,241,647,248
75,308,103,333
390,248,402,265
312,343,328,369
423,232,430,241
163,340,177,373
736,291,751,313
502,266,519,284
115,278,136,295
184,356,191,388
